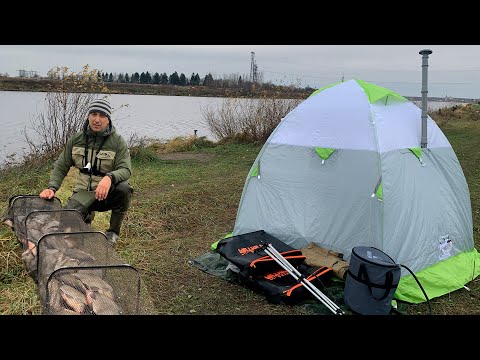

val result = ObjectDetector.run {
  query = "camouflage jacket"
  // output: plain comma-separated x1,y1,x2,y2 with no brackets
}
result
48,119,132,192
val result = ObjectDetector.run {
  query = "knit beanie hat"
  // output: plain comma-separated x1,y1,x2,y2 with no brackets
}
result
88,98,112,120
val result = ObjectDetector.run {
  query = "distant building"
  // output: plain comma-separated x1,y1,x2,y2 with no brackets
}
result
17,69,38,78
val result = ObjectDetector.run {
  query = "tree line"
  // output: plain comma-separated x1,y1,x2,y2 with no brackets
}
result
45,67,313,92
98,71,204,86
48,69,249,88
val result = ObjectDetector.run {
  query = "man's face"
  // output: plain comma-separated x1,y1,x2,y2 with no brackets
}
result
88,111,109,133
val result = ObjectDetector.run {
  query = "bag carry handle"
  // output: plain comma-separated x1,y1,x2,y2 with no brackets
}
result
358,263,394,301
351,263,432,315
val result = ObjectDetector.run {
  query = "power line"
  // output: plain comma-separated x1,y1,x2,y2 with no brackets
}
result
262,70,473,85
370,81,472,85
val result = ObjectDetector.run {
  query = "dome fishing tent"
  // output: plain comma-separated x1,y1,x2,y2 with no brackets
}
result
232,79,480,303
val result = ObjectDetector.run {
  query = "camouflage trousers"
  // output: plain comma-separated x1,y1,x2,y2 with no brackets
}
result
64,181,133,236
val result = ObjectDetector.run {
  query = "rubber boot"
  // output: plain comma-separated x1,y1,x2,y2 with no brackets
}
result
105,231,119,247
105,211,125,246
84,211,96,225
107,211,126,237
105,210,126,246
104,181,132,242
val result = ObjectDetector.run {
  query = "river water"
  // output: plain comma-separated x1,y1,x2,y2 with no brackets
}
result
0,91,224,165
0,90,466,166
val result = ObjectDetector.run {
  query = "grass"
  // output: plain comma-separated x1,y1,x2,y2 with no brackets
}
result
1,109,479,315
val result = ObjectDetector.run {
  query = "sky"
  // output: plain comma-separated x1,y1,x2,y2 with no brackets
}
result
1,45,479,99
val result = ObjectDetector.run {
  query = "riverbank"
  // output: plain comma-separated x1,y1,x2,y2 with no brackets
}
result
0,76,311,99
4,76,477,103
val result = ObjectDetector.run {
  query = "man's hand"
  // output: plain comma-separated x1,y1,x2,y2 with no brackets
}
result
95,176,112,201
39,188,55,199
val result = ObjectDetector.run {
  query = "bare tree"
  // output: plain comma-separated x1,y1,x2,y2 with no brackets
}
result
202,94,302,143
24,65,109,160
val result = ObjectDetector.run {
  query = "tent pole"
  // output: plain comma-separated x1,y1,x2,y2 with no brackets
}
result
419,49,433,148
263,243,345,315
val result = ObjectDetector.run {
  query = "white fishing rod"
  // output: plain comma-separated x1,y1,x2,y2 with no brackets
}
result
263,243,344,315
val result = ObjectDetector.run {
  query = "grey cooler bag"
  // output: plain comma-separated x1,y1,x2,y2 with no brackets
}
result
344,246,401,315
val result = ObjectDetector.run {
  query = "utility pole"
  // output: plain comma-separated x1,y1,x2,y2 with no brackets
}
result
250,52,258,83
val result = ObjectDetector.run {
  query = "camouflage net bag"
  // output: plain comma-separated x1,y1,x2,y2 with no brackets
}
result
44,265,141,315
25,209,89,244
2,194,157,315
2,195,62,248
21,209,89,280
37,231,147,315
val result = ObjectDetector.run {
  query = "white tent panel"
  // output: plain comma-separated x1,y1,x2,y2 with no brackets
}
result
373,102,451,153
270,81,376,151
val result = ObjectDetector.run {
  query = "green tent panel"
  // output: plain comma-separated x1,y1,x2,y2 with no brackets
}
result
250,163,259,177
408,147,424,165
355,79,408,104
396,249,480,303
308,82,341,98
211,232,233,251
314,147,335,162
375,182,383,201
